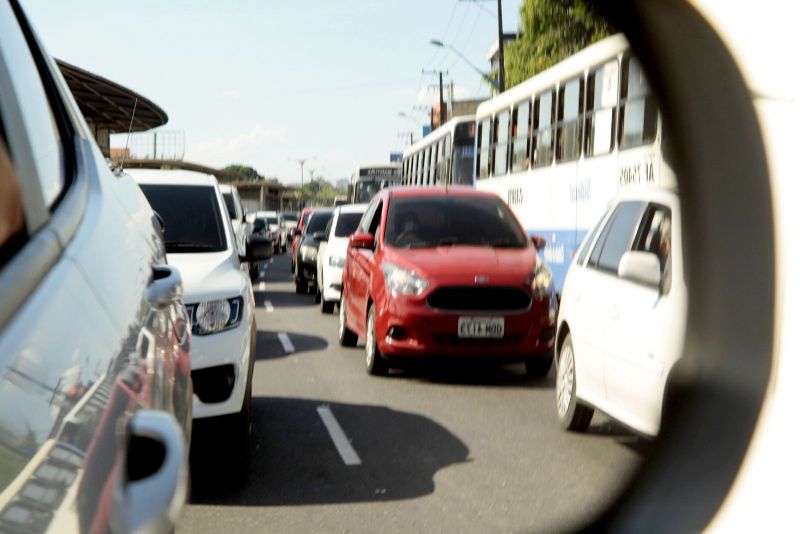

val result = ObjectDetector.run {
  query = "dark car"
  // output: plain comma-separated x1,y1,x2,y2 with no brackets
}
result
0,4,191,532
293,208,333,294
339,187,557,376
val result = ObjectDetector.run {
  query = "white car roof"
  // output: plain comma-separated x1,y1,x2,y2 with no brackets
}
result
336,203,368,214
125,168,219,187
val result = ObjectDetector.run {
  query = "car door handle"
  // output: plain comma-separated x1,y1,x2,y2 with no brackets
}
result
145,265,183,309
111,410,188,533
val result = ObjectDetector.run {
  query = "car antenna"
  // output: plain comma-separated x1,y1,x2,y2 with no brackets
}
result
117,97,138,174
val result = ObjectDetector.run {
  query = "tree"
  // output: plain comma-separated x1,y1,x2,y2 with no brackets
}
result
220,164,264,183
504,0,613,88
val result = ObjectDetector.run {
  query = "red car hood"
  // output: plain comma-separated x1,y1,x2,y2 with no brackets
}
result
384,245,538,286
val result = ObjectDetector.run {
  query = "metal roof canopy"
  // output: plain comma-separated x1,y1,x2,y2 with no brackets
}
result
57,59,168,133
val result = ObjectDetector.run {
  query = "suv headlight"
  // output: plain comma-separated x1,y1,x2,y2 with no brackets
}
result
300,244,317,261
383,262,428,296
530,261,553,298
328,255,345,268
185,297,243,335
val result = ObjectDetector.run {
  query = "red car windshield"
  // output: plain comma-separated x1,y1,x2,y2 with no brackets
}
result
384,195,529,249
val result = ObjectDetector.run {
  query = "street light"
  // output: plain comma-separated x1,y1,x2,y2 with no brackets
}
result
289,156,314,210
430,39,499,91
398,111,423,127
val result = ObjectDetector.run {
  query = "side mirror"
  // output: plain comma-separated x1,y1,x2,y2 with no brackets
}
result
244,234,274,261
312,231,327,242
110,410,187,534
618,251,662,288
349,232,375,250
530,234,547,250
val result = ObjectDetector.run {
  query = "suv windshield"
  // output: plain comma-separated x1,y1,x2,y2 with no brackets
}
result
267,217,278,226
306,211,333,235
385,196,528,249
140,185,227,253
334,212,363,237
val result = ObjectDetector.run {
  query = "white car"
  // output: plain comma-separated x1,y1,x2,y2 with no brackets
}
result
256,210,281,253
555,188,686,437
219,184,248,258
316,204,367,313
130,169,272,451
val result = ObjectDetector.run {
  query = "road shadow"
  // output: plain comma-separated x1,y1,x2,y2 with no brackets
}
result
189,397,470,506
254,290,316,309
255,330,328,360
585,420,653,457
378,360,556,390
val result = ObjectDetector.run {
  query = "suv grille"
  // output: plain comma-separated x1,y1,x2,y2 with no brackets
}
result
426,286,531,312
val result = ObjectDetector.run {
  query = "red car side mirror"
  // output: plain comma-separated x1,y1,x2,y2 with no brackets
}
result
349,232,375,249
531,235,547,250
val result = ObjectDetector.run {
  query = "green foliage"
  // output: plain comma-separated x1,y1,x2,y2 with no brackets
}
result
220,164,264,183
299,178,339,207
505,0,613,88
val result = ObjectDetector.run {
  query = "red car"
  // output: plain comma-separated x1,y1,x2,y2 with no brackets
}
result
291,207,315,272
338,187,558,376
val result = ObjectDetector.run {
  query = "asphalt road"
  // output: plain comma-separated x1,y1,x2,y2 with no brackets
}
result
181,253,648,534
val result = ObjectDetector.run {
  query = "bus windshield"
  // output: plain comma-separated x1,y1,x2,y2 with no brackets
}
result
452,122,476,186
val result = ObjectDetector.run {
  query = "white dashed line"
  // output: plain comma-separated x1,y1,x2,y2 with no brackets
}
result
277,332,294,353
264,300,274,312
317,405,361,466
258,282,267,291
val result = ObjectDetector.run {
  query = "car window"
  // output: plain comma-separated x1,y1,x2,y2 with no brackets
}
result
267,217,278,226
357,198,380,234
575,209,608,266
0,138,25,269
139,184,227,253
306,211,332,235
384,196,528,249
334,212,363,238
635,204,672,292
591,201,646,273
0,8,66,210
222,192,237,220
367,201,383,239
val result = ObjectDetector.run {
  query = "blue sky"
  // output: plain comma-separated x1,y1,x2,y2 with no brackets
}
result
21,0,523,184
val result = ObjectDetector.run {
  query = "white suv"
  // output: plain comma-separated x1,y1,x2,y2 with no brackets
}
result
555,188,686,437
130,169,272,449
316,204,367,313
219,183,248,257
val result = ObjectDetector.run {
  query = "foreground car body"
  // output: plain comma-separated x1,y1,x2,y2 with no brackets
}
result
339,187,557,375
0,3,191,530
130,169,272,451
555,189,686,437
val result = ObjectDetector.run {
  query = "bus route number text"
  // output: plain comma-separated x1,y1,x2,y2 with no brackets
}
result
619,161,655,187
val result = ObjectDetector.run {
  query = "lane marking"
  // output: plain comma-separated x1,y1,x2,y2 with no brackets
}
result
317,405,361,466
258,281,267,291
277,332,294,353
264,300,274,312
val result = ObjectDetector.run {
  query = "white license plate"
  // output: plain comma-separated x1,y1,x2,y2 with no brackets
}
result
457,317,504,338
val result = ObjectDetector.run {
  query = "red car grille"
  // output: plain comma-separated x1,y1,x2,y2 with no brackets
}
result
426,286,531,312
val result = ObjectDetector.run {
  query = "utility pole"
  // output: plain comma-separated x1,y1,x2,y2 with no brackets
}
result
422,69,448,129
496,0,505,92
291,157,309,210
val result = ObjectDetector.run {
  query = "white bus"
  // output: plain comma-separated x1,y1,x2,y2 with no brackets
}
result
401,116,476,187
474,33,675,292
352,163,401,203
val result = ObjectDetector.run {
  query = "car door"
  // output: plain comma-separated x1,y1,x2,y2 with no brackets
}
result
0,5,188,532
346,198,382,333
603,202,678,434
574,202,646,407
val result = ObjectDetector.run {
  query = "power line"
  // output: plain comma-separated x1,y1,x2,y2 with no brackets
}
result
423,1,459,67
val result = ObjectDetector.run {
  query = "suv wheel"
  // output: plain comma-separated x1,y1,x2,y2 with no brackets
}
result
556,334,593,431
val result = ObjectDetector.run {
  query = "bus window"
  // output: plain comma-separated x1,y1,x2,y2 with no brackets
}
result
585,59,619,157
532,89,555,167
493,109,510,176
453,122,475,185
413,153,420,185
556,76,584,163
430,142,438,185
422,147,430,185
619,55,657,149
436,136,449,184
511,99,532,172
477,118,491,179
